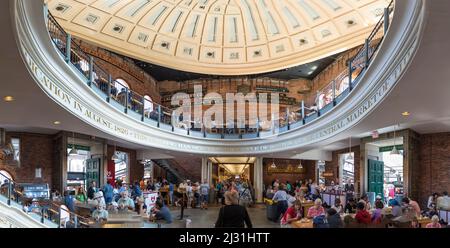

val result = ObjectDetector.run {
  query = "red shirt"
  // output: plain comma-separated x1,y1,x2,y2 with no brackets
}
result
355,210,371,224
281,206,301,225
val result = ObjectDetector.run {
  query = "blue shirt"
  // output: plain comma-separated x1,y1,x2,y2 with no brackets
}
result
155,206,172,224
169,184,174,192
64,195,75,212
103,184,114,199
272,190,288,202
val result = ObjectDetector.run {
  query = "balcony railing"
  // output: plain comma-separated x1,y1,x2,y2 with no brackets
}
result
45,1,394,140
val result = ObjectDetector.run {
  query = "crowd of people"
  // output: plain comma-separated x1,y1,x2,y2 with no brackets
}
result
265,178,450,228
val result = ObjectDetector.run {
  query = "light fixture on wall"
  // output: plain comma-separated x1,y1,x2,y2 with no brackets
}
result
270,158,277,169
391,124,401,155
297,160,303,169
347,137,354,160
68,132,78,155
111,143,119,161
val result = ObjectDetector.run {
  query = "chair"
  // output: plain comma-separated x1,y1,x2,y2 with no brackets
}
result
60,205,70,228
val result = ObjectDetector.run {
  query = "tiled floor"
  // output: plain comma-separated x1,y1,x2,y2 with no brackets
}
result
161,204,280,228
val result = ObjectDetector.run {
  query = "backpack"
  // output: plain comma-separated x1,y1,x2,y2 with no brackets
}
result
313,215,329,228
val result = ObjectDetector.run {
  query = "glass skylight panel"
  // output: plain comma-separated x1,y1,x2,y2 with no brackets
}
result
207,16,218,42
259,0,279,35
228,16,238,43
241,0,259,41
321,0,342,11
283,6,300,28
186,14,200,37
166,10,184,32
148,5,168,26
297,0,321,20
126,0,152,17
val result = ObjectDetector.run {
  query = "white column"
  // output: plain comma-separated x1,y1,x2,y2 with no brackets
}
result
201,156,208,183
207,160,213,185
254,157,264,203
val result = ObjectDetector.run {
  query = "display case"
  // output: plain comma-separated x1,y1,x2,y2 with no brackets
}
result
20,183,50,199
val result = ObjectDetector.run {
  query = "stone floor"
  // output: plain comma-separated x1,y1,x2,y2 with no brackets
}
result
161,204,280,228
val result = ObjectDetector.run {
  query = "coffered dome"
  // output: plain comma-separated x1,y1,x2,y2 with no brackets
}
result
46,0,391,75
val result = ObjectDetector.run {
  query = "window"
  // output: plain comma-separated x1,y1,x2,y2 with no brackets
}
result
144,95,154,112
0,170,13,184
114,151,129,183
11,138,20,163
339,153,354,187
114,78,130,94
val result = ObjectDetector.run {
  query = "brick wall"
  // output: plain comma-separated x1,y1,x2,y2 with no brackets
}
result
325,146,361,193
0,132,55,188
418,133,450,207
76,40,161,103
262,159,316,187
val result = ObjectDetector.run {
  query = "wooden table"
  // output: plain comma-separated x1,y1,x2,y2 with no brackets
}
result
417,217,432,228
291,219,313,228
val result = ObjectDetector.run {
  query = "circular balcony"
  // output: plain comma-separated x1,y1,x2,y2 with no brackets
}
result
12,0,426,155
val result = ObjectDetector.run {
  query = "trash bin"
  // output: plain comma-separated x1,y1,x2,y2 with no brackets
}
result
265,200,278,222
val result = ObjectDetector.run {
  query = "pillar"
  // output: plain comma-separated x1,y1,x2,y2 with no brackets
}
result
201,156,209,184
254,157,264,203
207,160,213,185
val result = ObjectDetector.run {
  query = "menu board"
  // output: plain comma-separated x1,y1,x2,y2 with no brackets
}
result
20,183,50,199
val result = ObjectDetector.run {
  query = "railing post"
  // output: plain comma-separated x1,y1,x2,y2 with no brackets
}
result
257,118,260,138
65,33,71,63
88,56,94,87
286,108,290,130
348,61,353,92
203,123,206,138
58,207,61,228
41,208,45,224
157,105,161,128
301,100,305,125
74,215,78,228
384,7,390,35
124,88,129,114
332,80,336,106
7,181,11,205
107,75,111,102
365,39,370,68
141,98,145,122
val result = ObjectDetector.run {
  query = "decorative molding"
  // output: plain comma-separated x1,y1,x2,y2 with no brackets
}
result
13,0,425,155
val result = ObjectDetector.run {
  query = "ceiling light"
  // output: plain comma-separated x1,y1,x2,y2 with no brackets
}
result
402,111,410,116
68,132,78,156
270,160,277,169
390,146,401,155
298,161,303,169
111,153,119,161
3,96,14,102
53,121,61,125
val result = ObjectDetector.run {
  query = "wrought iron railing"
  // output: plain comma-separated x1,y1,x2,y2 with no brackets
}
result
0,171,92,228
45,1,394,140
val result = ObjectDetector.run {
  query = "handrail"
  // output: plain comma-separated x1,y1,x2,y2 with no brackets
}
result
0,170,92,228
45,0,394,140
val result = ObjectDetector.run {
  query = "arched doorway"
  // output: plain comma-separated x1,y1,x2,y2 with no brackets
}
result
0,170,13,184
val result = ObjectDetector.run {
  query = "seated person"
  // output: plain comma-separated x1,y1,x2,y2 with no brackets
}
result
426,215,442,228
280,200,302,227
372,200,384,224
307,199,325,219
331,198,344,214
117,191,135,211
28,199,41,214
344,198,357,214
150,200,173,224
355,202,371,224
92,203,108,222
389,199,402,217
327,208,343,228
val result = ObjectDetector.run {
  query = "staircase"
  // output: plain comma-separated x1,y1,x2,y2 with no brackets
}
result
152,159,197,184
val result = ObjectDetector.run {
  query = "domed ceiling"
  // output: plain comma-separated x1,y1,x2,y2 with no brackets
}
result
46,0,391,75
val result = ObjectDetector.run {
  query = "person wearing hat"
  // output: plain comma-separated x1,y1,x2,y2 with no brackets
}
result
28,198,41,214
117,191,135,211
92,203,108,222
